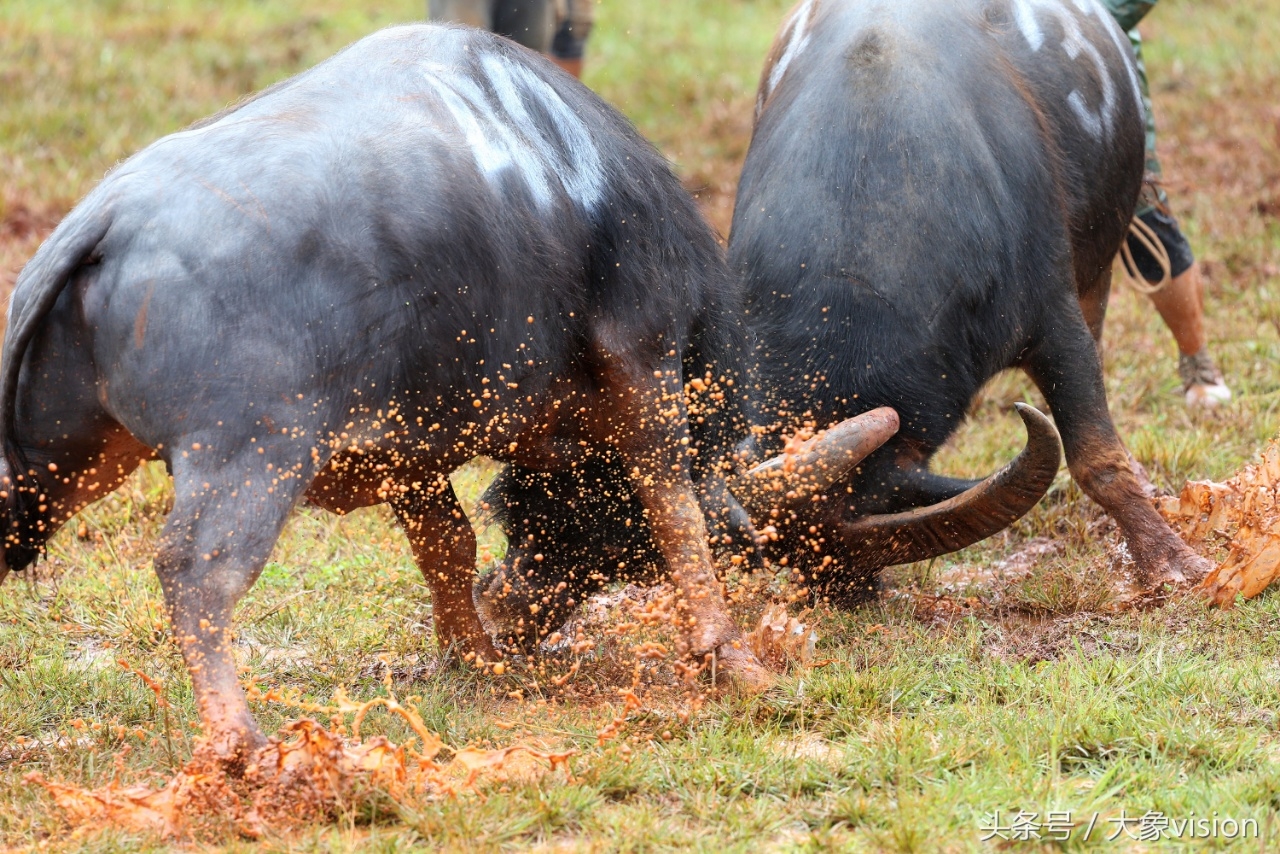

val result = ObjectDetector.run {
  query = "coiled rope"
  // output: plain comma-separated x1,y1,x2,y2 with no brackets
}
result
1118,214,1172,294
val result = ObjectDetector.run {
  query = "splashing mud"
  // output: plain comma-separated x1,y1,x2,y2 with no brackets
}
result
745,603,817,669
28,583,819,842
30,682,575,840
1160,436,1280,606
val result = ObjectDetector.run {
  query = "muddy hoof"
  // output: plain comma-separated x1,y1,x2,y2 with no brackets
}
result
1141,546,1212,590
436,623,505,668
202,725,269,774
1169,549,1213,585
711,643,775,694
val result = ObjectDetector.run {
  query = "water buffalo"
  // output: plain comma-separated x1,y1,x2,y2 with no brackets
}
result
0,23,832,761
733,0,1209,591
476,0,1207,644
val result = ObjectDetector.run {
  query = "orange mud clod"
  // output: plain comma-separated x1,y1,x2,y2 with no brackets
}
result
1159,436,1280,607
745,604,818,670
31,687,578,841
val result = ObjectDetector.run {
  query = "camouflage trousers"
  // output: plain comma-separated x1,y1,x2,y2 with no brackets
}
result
1129,27,1167,217
1095,0,1163,214
1094,0,1195,277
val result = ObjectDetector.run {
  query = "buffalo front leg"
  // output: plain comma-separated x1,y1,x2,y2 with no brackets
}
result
592,348,772,690
391,478,500,664
1024,315,1211,588
156,455,306,765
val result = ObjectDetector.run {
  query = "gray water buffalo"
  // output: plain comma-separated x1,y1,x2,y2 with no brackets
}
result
0,23,811,762
474,0,1206,646
732,0,1209,594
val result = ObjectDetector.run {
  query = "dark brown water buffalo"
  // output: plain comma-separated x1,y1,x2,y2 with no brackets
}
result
0,23,867,761
476,0,1206,645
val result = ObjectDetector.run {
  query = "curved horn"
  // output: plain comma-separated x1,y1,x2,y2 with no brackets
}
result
831,403,1062,567
730,407,900,518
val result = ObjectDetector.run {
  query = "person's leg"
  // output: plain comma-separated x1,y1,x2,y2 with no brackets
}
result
1124,28,1230,408
427,0,492,29
492,0,556,53
1130,211,1229,406
549,0,593,78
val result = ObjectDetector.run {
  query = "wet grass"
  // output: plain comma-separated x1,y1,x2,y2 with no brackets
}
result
2,0,1280,849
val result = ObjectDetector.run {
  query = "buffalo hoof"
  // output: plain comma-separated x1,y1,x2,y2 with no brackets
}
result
443,632,505,671
203,721,269,775
711,642,775,694
1140,542,1213,590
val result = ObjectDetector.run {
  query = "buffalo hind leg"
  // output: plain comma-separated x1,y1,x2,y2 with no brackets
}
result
156,451,311,765
1023,314,1210,587
1076,269,1159,494
390,478,501,664
1077,269,1112,349
591,341,771,690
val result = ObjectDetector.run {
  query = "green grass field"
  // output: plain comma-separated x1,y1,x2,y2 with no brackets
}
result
2,0,1280,849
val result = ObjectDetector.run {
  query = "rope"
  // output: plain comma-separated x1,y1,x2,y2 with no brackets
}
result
1118,214,1172,294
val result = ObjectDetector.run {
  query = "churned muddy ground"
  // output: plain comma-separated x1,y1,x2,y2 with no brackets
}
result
1,0,1279,849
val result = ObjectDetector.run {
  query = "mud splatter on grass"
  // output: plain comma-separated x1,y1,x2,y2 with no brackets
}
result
1161,434,1280,605
32,680,576,841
